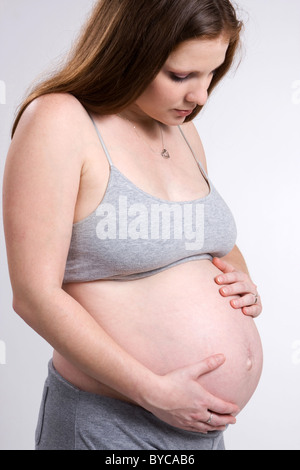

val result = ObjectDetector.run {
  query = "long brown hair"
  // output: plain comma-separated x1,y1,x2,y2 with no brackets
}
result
12,0,243,137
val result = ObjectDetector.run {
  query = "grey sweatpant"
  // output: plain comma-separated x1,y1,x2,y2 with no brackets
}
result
35,361,225,450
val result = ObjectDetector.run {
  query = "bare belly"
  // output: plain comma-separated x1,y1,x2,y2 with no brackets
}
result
55,260,263,411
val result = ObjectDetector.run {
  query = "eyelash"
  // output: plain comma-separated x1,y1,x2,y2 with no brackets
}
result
170,74,189,83
170,70,217,83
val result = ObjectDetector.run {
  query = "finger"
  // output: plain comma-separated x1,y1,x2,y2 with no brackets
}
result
219,282,250,297
242,305,262,318
230,293,258,308
188,354,226,380
215,271,246,286
191,411,237,427
205,391,240,416
212,257,235,274
184,423,227,434
207,412,237,427
189,424,228,434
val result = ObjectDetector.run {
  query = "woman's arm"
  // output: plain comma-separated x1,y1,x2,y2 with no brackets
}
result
3,94,156,401
3,94,239,432
181,124,262,319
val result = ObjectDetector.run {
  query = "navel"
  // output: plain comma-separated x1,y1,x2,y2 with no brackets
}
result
246,357,253,371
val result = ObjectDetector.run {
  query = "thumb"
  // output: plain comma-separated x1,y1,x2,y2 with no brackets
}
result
187,354,226,380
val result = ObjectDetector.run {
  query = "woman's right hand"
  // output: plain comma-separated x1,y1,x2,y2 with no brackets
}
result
141,354,239,433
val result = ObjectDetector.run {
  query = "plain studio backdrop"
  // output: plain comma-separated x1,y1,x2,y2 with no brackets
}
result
0,0,299,450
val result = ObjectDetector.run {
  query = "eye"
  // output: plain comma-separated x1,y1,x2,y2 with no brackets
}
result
169,73,190,83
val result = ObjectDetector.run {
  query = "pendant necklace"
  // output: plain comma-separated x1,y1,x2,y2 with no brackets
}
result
118,113,171,159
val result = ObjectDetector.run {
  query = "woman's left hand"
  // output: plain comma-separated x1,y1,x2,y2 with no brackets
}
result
213,257,262,318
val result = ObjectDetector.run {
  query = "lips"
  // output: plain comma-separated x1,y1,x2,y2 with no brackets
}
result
174,109,194,117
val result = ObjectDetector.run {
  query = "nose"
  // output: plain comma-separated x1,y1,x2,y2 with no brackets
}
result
185,82,209,107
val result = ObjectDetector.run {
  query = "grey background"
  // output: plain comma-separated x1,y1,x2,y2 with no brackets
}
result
1,0,300,450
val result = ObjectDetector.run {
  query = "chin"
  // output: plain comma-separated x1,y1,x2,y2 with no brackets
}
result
157,114,186,127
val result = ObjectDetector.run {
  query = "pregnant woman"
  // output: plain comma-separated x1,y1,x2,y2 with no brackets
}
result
3,0,263,450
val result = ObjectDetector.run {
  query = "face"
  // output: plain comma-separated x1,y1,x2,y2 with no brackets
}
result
131,36,229,125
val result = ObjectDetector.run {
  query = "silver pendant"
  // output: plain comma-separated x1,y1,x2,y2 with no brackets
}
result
161,149,170,159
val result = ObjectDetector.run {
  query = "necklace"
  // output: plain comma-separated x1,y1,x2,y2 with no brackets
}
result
118,113,170,159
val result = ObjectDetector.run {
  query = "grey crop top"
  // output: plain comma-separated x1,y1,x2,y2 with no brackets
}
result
63,117,237,283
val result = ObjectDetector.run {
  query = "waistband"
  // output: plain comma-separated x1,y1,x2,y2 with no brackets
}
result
46,360,225,440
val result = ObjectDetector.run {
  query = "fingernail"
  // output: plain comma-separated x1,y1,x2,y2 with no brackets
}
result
221,288,228,295
217,276,223,283
215,354,225,364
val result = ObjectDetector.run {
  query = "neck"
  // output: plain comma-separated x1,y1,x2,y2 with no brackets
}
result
117,110,171,159
119,107,162,132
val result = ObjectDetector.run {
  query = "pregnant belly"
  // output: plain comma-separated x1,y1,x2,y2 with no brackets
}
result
61,260,263,411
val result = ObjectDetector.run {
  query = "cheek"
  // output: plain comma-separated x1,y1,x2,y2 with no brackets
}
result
148,81,181,106
135,77,183,115
146,82,168,103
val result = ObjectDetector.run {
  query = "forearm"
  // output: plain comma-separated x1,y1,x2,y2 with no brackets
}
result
13,287,157,406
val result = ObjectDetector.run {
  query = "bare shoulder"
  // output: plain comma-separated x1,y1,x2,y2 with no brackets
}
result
13,93,89,152
180,121,208,173
8,93,99,191
19,92,86,122
5,92,89,213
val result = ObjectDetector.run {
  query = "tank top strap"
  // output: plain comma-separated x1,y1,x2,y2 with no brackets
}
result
178,125,209,182
88,113,113,167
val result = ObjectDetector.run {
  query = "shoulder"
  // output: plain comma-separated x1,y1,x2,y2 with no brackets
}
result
180,121,208,174
11,93,93,169
14,93,88,140
24,92,85,118
8,94,95,196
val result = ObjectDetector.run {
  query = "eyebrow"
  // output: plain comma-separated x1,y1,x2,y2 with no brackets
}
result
166,59,225,75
